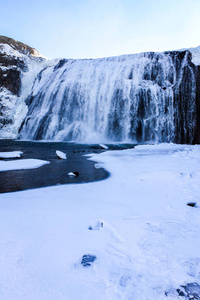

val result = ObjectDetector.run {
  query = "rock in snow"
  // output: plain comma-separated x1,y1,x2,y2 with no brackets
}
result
56,150,67,159
181,282,200,299
187,202,197,207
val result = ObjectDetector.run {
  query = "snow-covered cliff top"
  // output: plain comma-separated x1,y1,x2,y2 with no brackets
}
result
178,45,200,66
0,35,46,59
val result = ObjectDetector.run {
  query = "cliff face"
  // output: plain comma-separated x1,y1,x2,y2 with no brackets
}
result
1,36,200,144
0,36,46,138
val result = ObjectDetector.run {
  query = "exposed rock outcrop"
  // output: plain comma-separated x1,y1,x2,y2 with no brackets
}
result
0,36,46,138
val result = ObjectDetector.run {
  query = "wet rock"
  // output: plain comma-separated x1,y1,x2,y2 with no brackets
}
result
81,254,97,267
68,171,79,177
73,171,79,176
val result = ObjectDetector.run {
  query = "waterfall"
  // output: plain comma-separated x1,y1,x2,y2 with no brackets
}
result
19,50,197,143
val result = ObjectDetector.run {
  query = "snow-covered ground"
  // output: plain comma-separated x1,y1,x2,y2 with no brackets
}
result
0,143,200,300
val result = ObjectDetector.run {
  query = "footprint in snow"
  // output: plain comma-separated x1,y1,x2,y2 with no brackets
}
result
88,221,103,230
81,254,97,267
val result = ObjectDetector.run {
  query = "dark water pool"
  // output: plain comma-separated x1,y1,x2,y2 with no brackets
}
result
0,140,135,193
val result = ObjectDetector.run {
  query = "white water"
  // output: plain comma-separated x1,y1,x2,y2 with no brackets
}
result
0,44,197,143
19,52,182,143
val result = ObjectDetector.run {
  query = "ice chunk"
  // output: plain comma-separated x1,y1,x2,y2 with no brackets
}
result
99,144,109,150
56,150,67,159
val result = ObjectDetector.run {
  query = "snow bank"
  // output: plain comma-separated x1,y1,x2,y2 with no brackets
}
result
0,144,200,300
0,151,23,158
0,158,49,172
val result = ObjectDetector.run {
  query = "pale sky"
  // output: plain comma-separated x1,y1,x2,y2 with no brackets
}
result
1,0,200,59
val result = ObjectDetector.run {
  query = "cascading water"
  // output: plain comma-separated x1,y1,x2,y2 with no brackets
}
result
19,50,197,143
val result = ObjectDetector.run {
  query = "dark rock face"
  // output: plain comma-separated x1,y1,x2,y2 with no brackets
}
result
0,37,31,96
194,65,200,144
0,42,26,131
169,51,197,144
0,36,44,136
0,68,21,96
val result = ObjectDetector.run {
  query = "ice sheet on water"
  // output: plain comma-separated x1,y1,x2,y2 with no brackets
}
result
0,158,50,172
0,151,23,158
